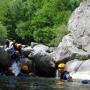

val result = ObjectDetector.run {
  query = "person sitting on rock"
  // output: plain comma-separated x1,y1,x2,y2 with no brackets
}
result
14,43,24,58
11,42,24,60
4,39,10,51
58,63,72,82
5,39,10,48
6,67,14,76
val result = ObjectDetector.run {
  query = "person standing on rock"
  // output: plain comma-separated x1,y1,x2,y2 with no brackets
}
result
5,39,10,48
9,41,24,76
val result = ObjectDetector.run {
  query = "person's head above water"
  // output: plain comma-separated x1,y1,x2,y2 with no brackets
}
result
58,63,65,69
8,67,12,73
15,43,22,49
21,65,29,73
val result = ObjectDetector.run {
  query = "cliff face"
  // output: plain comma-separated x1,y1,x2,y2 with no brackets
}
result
51,0,90,63
65,0,90,80
68,0,90,52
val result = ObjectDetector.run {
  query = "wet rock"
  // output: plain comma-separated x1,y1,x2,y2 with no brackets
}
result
31,42,38,48
21,58,32,66
33,44,50,53
28,44,56,77
23,46,33,57
0,46,10,67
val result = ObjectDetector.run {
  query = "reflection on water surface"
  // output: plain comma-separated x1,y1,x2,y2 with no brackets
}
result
0,76,90,90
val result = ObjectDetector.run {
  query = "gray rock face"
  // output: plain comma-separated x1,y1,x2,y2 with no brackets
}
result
66,59,83,72
51,34,74,63
28,44,56,77
33,44,50,53
0,46,10,67
50,34,90,63
50,0,90,64
66,59,90,80
68,0,90,52
20,58,32,67
77,60,90,72
23,46,33,57
28,44,51,60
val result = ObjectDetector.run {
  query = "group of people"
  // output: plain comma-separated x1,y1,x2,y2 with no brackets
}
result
1,39,72,82
1,39,31,77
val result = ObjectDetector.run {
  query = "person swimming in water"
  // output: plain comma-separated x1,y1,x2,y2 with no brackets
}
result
58,63,72,82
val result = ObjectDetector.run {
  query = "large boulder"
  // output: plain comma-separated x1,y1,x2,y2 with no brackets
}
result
28,44,52,59
50,34,90,64
0,46,11,67
28,44,56,77
23,46,33,57
50,0,90,64
68,0,90,52
66,59,83,72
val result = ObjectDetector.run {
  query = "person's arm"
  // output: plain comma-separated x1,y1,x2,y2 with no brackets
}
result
65,71,72,81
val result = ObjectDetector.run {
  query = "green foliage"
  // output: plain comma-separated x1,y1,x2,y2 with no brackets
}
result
33,27,56,46
50,24,68,46
0,22,7,44
0,0,11,21
75,54,88,60
1,0,81,46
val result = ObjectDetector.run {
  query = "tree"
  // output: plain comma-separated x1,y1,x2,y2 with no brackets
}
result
0,22,7,44
33,27,56,46
3,0,81,46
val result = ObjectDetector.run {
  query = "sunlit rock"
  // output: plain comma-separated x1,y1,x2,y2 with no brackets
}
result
68,0,90,52
66,59,90,80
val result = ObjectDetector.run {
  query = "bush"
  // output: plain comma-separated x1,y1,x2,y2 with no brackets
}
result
33,27,56,46
75,54,88,60
0,22,7,44
2,0,81,46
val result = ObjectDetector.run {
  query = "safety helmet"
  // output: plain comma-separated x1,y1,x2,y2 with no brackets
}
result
21,65,29,72
16,43,22,49
58,63,65,69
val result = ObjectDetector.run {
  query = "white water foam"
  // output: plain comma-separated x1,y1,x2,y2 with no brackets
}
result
70,71,90,80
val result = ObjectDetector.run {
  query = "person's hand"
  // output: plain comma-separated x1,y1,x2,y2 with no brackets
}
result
67,76,73,82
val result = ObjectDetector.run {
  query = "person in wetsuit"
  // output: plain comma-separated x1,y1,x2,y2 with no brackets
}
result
58,63,72,81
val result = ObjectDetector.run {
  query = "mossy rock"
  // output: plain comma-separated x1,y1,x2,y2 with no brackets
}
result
75,54,89,60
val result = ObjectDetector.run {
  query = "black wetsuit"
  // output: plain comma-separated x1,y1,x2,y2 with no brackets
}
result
58,69,70,80
11,52,20,63
5,40,9,48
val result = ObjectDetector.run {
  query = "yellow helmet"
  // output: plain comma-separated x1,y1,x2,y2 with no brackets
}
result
58,63,65,69
21,65,29,72
15,43,22,49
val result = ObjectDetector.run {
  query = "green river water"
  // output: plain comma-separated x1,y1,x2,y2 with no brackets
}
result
0,76,90,90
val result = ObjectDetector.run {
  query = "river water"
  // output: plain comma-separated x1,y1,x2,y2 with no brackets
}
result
0,76,90,90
